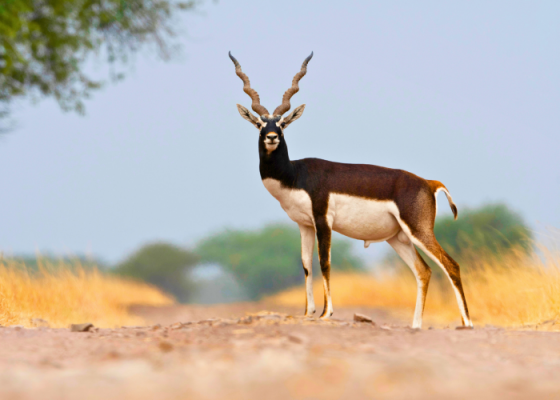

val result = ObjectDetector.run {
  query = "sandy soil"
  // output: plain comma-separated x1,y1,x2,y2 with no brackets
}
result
1,304,560,400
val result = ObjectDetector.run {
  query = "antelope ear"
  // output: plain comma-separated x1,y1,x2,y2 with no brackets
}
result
281,104,305,128
237,104,262,129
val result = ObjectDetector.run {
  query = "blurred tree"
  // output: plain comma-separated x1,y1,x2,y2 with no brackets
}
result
0,0,197,127
113,242,198,302
434,203,532,259
195,223,364,300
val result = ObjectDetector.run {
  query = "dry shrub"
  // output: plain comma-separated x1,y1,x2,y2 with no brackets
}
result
0,258,174,328
270,243,560,329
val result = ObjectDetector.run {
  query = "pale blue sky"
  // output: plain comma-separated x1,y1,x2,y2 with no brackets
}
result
1,1,559,263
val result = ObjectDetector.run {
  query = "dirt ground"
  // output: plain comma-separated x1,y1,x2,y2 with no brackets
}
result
2,304,560,400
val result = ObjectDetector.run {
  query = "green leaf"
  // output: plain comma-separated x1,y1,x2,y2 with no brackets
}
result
0,0,199,125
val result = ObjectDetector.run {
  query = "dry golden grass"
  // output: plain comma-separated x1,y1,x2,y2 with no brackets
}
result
270,244,560,329
0,258,174,328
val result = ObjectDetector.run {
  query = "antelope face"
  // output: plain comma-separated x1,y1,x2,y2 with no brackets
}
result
260,116,283,153
236,104,307,153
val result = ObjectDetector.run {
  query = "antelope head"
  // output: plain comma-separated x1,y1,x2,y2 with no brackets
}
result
229,52,313,153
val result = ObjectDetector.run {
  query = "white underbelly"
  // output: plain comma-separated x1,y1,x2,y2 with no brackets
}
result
262,178,314,226
328,194,400,241
262,179,401,241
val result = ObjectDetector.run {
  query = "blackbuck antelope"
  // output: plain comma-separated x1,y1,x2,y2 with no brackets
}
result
229,51,473,329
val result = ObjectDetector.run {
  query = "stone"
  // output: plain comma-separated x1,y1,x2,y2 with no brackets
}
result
353,313,375,324
158,340,174,352
239,316,254,325
70,323,94,332
287,334,304,344
197,319,218,325
380,324,392,331
169,322,192,329
260,314,283,321
10,325,24,330
30,318,50,328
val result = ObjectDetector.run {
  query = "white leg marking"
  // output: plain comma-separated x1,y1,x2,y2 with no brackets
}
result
321,274,333,319
387,235,427,329
411,239,473,327
392,216,473,328
318,216,333,320
299,224,316,316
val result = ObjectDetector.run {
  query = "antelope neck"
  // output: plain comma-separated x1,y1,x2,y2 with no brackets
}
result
259,138,295,186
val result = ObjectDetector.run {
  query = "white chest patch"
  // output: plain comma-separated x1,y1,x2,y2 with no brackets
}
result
262,178,314,226
328,194,400,242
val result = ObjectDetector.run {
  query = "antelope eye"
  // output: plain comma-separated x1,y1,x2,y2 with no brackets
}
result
281,122,286,128
257,123,261,128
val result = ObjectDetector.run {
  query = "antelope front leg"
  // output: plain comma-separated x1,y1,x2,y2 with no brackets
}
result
299,224,316,316
315,218,333,319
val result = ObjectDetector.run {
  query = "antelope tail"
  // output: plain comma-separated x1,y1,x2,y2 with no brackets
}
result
428,180,458,220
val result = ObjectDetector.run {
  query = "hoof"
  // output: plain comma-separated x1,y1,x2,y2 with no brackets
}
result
319,312,333,321
455,325,474,330
304,308,316,317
